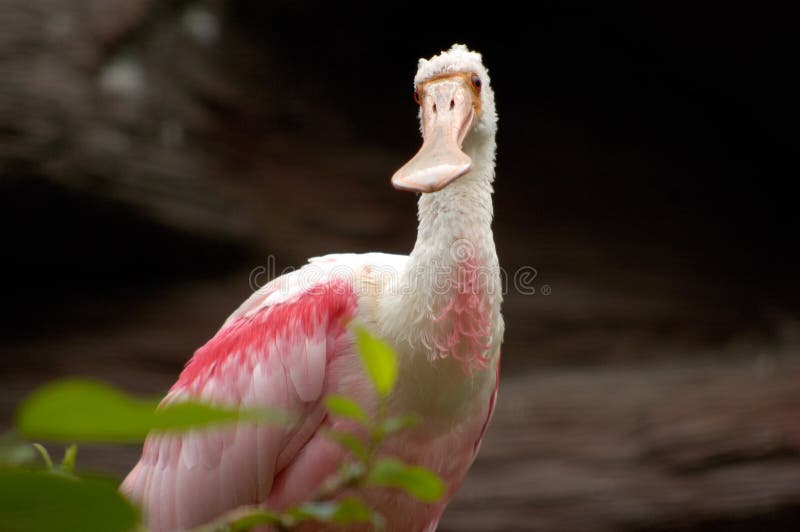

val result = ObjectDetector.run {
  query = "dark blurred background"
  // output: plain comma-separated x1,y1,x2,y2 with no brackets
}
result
2,2,799,530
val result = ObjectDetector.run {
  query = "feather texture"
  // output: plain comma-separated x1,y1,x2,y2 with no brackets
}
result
122,260,362,530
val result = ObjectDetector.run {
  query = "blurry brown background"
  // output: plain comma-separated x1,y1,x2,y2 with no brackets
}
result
1,2,799,530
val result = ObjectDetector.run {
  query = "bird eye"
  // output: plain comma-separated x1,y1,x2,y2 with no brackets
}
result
471,74,482,91
413,87,421,105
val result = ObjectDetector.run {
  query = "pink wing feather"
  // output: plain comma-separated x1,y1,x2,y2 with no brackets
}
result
121,272,359,531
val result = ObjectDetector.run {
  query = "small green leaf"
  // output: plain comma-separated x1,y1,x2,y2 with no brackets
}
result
60,444,77,474
324,395,369,425
193,505,281,532
15,379,283,443
31,444,53,470
151,401,279,432
289,502,335,523
291,497,372,525
382,414,420,435
354,326,398,396
339,461,367,480
0,470,139,532
366,458,444,503
325,430,368,461
330,497,373,524
226,508,281,532
314,462,366,500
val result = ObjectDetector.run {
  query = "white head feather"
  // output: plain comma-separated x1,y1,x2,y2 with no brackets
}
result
414,44,497,140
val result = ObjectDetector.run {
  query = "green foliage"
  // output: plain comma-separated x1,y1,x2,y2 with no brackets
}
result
325,430,369,461
29,443,78,476
324,395,369,425
200,497,375,532
307,326,445,525
0,470,138,532
61,444,78,474
0,326,445,531
209,326,444,530
197,507,282,531
293,497,373,525
4,380,284,532
366,458,445,503
16,379,282,443
31,443,53,470
381,413,420,436
354,326,398,396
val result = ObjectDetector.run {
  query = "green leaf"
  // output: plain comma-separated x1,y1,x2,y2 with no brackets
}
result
0,470,139,532
60,444,77,474
324,395,369,425
354,326,398,396
31,444,53,470
151,401,281,432
325,430,368,461
288,502,334,523
330,497,373,524
291,497,372,525
193,506,282,532
314,462,366,501
382,414,420,435
15,379,282,443
225,508,282,532
366,458,445,503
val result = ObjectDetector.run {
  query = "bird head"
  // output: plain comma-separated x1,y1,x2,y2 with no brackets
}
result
392,44,497,193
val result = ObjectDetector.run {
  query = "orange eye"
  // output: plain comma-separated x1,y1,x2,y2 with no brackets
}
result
413,87,421,105
471,73,482,91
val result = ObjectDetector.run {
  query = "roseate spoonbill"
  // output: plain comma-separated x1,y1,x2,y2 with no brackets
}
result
122,43,503,531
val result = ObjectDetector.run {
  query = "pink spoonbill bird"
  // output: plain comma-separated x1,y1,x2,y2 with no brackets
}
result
122,43,504,531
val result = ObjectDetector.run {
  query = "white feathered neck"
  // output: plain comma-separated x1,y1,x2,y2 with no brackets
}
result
380,132,503,373
377,43,502,376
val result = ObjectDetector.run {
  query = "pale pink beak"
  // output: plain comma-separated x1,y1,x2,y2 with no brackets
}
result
392,77,476,193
